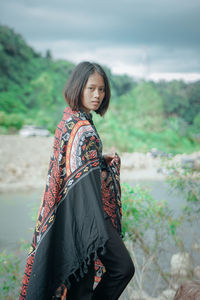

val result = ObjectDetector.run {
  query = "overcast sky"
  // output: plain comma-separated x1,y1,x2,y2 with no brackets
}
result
1,0,200,81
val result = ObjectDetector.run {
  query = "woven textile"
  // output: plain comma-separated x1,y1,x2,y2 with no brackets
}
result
19,107,121,299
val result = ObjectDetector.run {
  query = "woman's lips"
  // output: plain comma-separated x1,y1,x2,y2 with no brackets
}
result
92,101,100,105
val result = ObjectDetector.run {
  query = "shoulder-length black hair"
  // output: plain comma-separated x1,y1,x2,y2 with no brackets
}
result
64,61,110,116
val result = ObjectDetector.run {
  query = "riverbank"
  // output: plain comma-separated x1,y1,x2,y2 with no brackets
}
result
0,136,199,300
0,135,199,192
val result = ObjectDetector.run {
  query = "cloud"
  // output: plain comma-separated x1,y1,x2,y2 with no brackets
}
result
1,0,200,45
0,0,200,80
30,39,200,74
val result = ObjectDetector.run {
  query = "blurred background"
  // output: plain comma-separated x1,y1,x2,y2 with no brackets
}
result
0,0,200,299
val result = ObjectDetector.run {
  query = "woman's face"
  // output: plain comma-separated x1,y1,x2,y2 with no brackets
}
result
81,71,105,114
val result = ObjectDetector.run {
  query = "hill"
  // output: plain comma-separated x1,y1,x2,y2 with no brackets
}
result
0,25,200,153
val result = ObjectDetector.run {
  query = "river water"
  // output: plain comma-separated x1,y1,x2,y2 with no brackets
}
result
0,189,43,251
0,179,186,251
0,180,199,297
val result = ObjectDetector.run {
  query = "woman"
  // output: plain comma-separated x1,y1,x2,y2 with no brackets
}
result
20,61,134,300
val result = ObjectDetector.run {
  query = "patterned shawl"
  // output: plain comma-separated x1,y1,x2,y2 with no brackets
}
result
19,107,121,300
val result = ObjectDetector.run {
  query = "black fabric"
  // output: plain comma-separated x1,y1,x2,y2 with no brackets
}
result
93,218,135,300
67,218,135,300
20,107,110,300
67,261,95,300
26,168,109,300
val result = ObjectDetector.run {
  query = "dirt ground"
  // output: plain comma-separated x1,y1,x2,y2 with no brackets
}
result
0,135,199,192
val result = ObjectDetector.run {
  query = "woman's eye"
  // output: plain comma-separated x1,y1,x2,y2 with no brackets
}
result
88,87,94,91
87,87,105,92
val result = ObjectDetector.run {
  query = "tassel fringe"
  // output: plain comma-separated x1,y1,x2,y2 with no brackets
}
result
53,244,106,298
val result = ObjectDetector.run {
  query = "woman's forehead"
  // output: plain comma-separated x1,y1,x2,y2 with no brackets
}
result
86,71,105,86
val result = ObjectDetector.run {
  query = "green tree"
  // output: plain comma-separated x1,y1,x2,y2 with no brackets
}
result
130,82,164,131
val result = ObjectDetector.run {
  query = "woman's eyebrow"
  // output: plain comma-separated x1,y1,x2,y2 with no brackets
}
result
88,84,105,87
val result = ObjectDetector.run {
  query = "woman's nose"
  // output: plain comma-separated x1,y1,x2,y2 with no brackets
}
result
94,88,100,98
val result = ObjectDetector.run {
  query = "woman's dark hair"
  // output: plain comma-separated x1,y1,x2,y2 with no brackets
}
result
64,61,110,116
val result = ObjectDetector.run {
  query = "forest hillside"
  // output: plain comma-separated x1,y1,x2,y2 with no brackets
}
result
0,25,200,153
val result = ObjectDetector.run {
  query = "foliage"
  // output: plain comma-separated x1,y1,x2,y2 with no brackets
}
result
122,183,176,239
0,111,24,129
0,25,75,132
93,103,199,154
0,250,22,299
162,159,200,268
129,81,164,131
121,182,181,288
0,25,200,153
193,113,200,131
156,80,200,125
122,183,179,233
0,202,39,299
121,176,199,293
166,161,200,217
1,178,199,297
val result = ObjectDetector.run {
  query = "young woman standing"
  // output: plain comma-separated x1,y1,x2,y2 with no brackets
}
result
20,62,134,300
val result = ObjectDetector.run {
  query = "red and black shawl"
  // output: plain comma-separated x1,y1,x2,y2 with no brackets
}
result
19,107,122,300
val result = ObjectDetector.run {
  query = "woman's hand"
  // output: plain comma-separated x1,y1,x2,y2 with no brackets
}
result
104,154,115,165
104,147,120,166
